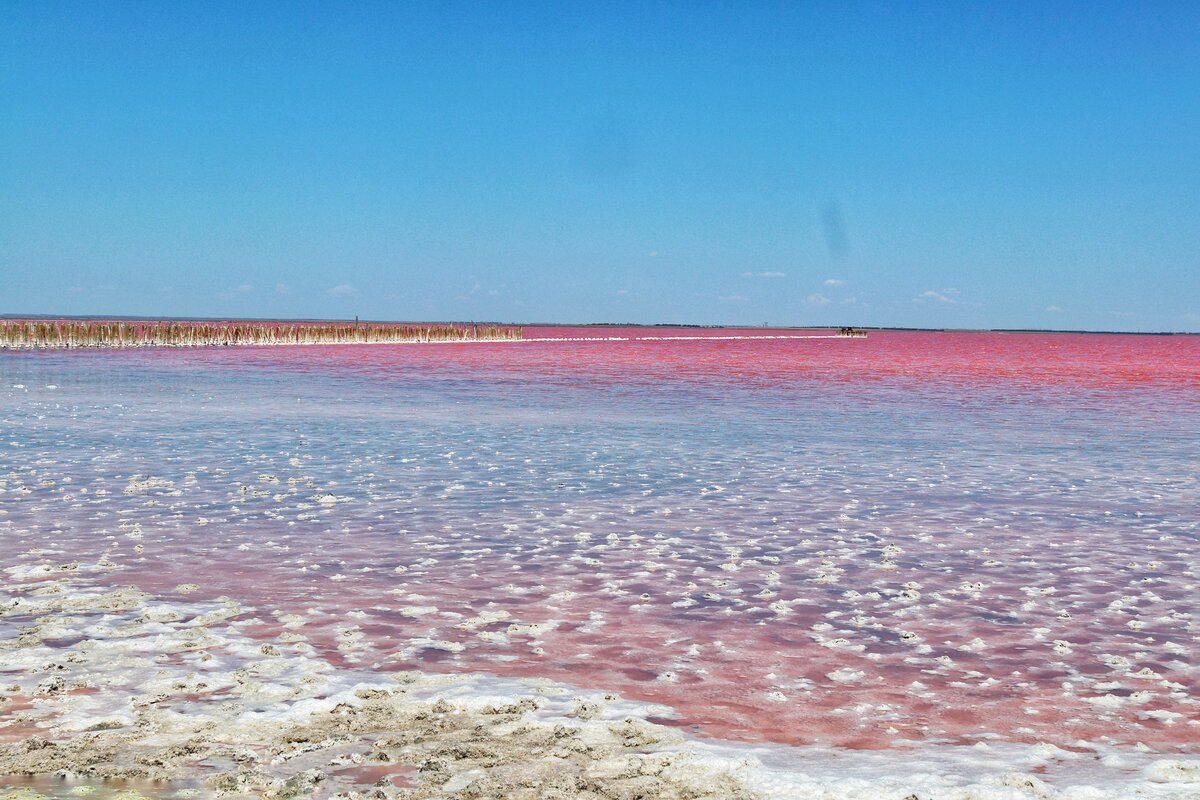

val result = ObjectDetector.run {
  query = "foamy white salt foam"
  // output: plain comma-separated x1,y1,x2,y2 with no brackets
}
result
686,739,1200,800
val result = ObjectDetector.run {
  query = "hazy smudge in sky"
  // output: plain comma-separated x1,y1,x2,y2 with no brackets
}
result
822,201,850,260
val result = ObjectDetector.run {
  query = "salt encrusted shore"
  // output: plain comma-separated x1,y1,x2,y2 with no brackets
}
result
4,564,1200,800
0,564,754,799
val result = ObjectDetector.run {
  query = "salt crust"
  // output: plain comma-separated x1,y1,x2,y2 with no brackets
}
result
2,570,1199,800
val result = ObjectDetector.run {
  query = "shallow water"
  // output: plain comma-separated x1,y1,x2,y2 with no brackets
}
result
2,329,1198,796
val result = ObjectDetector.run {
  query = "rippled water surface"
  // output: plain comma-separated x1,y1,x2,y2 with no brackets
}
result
2,329,1198,770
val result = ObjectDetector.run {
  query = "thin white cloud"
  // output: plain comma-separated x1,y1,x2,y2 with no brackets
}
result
327,284,359,296
719,294,748,304
275,282,291,295
823,278,845,287
455,282,483,301
917,288,960,304
741,271,787,279
915,288,983,308
806,293,831,305
67,286,86,294
1045,305,1064,313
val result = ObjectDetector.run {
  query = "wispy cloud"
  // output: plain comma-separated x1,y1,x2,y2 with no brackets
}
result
456,282,482,302
327,284,359,296
741,271,787,279
915,288,983,308
916,288,960,304
719,294,748,304
823,278,845,288
1045,305,1065,313
805,293,831,305
275,282,291,295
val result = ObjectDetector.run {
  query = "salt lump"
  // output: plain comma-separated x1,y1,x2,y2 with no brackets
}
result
121,476,173,495
1147,760,1200,783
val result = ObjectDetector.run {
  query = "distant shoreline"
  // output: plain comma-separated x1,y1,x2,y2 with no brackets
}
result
1,314,1194,337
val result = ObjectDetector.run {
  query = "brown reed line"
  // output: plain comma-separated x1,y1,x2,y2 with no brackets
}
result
0,320,523,349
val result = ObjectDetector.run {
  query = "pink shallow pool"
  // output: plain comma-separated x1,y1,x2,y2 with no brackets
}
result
1,330,1198,764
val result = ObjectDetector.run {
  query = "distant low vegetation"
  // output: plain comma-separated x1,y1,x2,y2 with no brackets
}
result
0,319,522,348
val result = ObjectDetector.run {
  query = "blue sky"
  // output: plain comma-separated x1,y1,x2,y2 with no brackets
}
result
2,2,1198,330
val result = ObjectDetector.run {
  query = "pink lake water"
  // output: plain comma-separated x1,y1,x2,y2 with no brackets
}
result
2,328,1198,793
